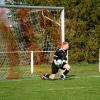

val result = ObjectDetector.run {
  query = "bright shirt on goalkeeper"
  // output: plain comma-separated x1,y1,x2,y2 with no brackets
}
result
53,48,67,61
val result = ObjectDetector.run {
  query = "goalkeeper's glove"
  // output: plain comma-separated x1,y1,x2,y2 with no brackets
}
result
54,60,60,66
62,60,68,64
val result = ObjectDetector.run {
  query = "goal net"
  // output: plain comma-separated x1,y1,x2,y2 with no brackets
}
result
0,5,64,79
0,51,31,79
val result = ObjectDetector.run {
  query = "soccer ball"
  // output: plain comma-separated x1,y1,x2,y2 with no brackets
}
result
56,59,63,65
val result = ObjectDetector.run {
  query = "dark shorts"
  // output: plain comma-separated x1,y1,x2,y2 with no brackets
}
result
51,62,67,74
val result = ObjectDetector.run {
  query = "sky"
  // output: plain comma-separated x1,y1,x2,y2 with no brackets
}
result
0,0,5,5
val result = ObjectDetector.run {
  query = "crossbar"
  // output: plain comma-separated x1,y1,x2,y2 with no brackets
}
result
0,5,64,10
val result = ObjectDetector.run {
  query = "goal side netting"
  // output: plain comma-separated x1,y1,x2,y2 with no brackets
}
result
0,51,55,79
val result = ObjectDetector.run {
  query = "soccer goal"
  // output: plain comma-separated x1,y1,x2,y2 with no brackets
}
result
0,5,65,79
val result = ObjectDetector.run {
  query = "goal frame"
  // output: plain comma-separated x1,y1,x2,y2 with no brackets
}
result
0,4,65,43
0,5,65,75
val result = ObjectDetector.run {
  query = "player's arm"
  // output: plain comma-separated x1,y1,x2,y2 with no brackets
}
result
65,50,68,63
62,53,68,63
60,50,68,64
53,54,59,65
53,50,62,65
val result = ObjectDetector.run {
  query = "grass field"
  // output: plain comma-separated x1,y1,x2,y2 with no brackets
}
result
0,63,100,100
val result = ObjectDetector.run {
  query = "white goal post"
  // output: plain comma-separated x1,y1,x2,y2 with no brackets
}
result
99,49,100,72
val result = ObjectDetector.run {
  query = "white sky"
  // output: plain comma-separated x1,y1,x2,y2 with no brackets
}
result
0,0,5,4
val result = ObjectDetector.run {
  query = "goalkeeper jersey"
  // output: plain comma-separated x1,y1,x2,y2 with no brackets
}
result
53,48,68,61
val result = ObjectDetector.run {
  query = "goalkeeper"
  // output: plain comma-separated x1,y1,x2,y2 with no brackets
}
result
42,41,71,80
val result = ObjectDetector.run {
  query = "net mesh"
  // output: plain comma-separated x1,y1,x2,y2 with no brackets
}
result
33,51,55,75
0,51,31,80
0,7,62,51
0,51,55,79
0,6,63,79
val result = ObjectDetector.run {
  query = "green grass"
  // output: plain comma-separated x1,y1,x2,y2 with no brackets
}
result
0,63,100,100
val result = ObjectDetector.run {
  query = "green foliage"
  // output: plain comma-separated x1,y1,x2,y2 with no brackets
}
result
65,0,99,63
6,0,100,63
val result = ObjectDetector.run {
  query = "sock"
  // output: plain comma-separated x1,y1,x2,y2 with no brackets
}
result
60,74,65,80
60,70,69,80
63,69,69,76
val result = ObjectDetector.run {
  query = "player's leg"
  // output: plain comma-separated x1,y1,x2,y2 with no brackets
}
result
60,64,71,80
63,64,71,75
63,64,71,70
49,74,56,80
42,73,56,80
42,63,58,80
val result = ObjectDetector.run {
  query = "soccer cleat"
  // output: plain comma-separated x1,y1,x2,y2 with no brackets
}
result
60,74,66,80
41,73,49,80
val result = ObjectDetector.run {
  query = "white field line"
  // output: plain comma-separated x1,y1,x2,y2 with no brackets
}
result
72,75,100,79
31,86,89,92
0,74,100,82
33,74,100,80
35,74,100,79
48,86,86,91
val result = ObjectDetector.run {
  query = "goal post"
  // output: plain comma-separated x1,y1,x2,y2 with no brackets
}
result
0,5,65,79
99,49,100,72
61,8,65,43
31,51,34,74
